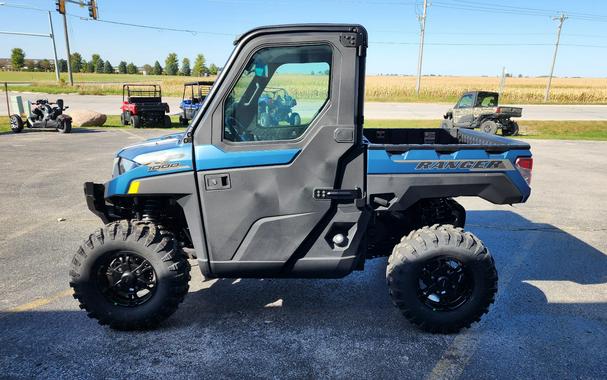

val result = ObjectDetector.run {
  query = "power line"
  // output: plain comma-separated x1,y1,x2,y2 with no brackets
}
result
67,14,236,36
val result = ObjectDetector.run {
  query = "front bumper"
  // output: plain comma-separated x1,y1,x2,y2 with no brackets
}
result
83,182,112,223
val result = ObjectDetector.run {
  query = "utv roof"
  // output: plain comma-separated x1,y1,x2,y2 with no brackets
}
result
234,24,368,45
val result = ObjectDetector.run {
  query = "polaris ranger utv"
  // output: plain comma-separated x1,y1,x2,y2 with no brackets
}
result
71,24,533,333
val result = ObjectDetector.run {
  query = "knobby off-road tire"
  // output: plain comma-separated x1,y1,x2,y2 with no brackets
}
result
69,220,190,330
502,121,519,136
10,114,24,133
57,119,72,133
387,224,497,333
130,115,142,129
480,120,498,134
163,115,172,128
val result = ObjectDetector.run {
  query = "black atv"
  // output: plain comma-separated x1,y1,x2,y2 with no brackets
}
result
257,87,301,127
10,99,72,134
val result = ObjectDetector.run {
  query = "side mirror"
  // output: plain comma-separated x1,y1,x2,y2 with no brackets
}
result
56,99,64,109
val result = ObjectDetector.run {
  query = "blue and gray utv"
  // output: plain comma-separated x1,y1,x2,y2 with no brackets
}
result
178,81,214,125
70,24,533,333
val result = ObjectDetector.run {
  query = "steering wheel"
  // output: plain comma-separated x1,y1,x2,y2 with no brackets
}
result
224,116,246,142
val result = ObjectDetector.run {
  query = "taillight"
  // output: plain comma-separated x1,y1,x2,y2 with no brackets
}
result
131,104,138,115
515,157,533,185
495,107,501,113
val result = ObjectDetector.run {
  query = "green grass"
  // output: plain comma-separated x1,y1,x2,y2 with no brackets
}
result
2,116,606,140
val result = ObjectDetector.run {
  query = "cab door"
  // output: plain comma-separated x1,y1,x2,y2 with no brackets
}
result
452,93,475,127
191,26,370,278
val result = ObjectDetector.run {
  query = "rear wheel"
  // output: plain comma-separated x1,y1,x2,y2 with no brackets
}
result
164,115,172,128
179,115,188,126
69,220,191,330
387,224,497,333
480,120,498,134
10,114,24,133
502,121,519,136
120,113,129,126
130,115,142,128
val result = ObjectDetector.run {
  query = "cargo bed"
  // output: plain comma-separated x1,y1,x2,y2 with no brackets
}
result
364,127,533,211
364,127,530,154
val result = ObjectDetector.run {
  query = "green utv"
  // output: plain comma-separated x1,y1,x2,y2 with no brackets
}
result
442,91,523,136
70,24,533,333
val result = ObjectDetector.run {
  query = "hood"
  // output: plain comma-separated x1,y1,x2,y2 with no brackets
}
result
117,132,191,166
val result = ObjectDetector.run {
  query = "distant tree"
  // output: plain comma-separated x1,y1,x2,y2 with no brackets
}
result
39,59,52,72
518,73,523,78
209,63,219,75
118,61,127,74
192,54,206,76
86,61,95,73
103,60,114,73
11,48,25,70
58,59,68,73
70,52,83,73
164,53,179,75
152,61,163,75
95,58,104,73
180,58,191,76
90,54,101,71
80,59,88,73
126,62,138,74
142,64,153,74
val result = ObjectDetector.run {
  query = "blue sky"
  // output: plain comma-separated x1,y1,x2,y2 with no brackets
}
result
1,0,606,77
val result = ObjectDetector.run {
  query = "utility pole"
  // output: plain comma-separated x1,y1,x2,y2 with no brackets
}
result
47,11,60,81
544,13,567,102
55,0,73,85
415,0,428,96
498,66,506,96
61,12,74,85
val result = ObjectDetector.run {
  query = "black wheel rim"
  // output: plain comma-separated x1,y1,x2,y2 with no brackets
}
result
96,251,157,307
417,256,473,311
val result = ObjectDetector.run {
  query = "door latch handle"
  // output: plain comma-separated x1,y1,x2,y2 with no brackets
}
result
205,173,231,190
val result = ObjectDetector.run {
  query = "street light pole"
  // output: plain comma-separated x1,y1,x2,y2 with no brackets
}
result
62,12,74,85
544,13,567,103
47,11,60,81
415,0,428,96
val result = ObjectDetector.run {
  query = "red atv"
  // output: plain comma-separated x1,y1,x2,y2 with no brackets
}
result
120,84,171,128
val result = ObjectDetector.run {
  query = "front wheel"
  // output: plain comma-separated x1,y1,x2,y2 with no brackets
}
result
57,119,72,133
69,220,191,330
10,114,24,133
289,112,301,126
387,224,497,333
480,120,498,134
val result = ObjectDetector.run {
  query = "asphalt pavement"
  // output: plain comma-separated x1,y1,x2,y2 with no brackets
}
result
0,128,605,379
3,91,607,120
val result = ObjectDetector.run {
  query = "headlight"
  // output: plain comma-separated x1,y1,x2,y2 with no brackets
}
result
112,157,140,177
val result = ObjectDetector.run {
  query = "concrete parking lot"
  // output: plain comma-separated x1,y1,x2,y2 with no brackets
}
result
0,128,605,379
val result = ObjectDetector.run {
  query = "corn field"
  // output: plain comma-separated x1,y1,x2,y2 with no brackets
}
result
2,71,606,104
